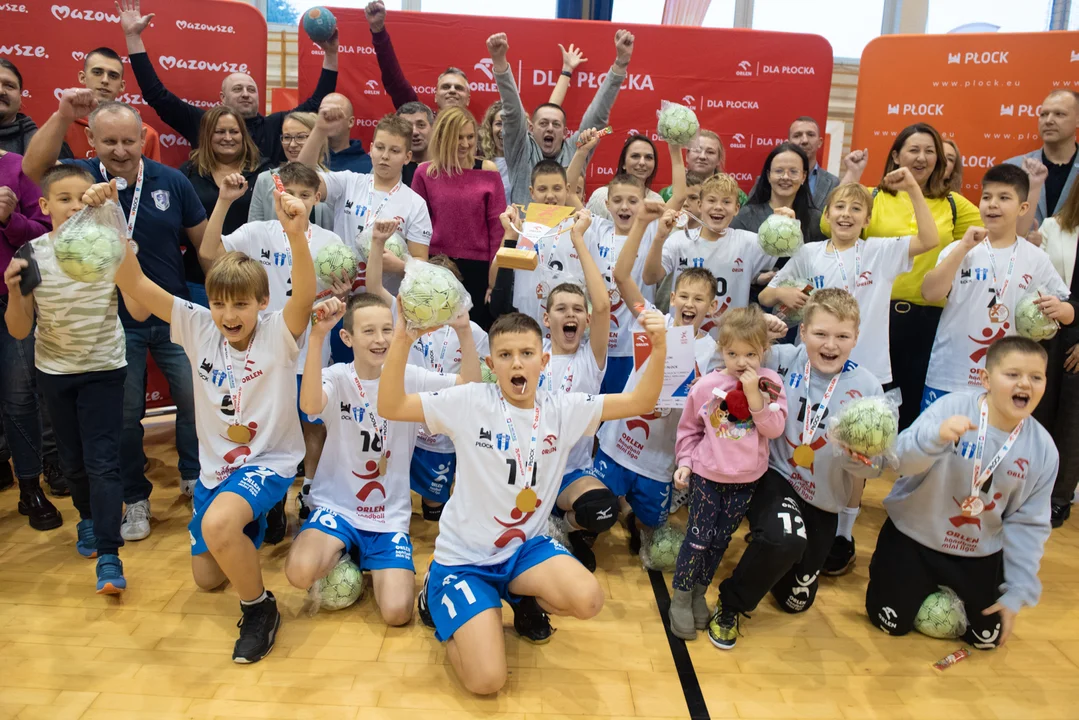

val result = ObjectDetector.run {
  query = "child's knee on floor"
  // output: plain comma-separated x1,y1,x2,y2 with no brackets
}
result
379,596,415,627
191,554,228,591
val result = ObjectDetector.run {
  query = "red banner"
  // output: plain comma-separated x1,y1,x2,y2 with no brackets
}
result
5,0,268,168
852,32,1079,202
299,11,833,191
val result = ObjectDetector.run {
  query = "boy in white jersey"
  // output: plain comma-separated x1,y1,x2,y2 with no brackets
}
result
285,284,480,626
711,290,883,649
645,173,774,338
762,172,938,383
867,337,1056,649
379,309,668,695
922,164,1072,407
300,109,431,294
2,166,146,593
112,187,317,664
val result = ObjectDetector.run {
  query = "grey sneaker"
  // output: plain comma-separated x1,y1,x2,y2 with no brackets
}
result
121,499,152,541
180,478,197,498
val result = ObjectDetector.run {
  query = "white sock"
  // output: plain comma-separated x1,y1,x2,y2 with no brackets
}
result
302,478,312,492
241,589,268,606
836,506,859,540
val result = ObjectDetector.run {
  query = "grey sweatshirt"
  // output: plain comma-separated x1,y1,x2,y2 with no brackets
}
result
764,344,885,514
496,66,625,206
885,391,1056,613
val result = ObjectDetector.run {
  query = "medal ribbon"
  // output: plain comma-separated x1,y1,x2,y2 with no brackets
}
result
971,395,1024,498
279,226,313,269
829,239,862,294
221,326,257,430
351,365,388,451
543,357,573,394
982,239,1018,305
802,359,840,443
431,326,453,375
100,160,144,239
497,391,541,488
359,181,402,228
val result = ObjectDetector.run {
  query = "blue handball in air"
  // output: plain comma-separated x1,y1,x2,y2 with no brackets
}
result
303,6,337,43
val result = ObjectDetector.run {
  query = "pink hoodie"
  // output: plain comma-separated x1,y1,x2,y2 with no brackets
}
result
675,369,788,484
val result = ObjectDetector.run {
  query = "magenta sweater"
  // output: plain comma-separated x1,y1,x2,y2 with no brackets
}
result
0,152,51,296
411,162,506,263
675,369,788,484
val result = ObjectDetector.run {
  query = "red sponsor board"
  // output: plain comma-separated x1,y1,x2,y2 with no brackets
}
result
5,0,267,168
299,11,833,191
852,32,1079,203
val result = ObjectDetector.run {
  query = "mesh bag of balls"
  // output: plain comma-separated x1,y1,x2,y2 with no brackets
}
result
1015,289,1060,341
355,225,410,265
52,201,128,283
399,258,473,332
757,213,804,257
313,242,360,290
655,100,700,147
639,522,685,572
826,394,900,475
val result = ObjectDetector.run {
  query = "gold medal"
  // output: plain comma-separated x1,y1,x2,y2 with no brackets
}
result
960,496,984,517
227,423,252,444
793,444,815,468
377,453,388,476
515,486,538,513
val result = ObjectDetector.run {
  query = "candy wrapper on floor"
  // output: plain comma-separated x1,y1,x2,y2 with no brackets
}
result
757,214,804,257
356,226,410,264
399,258,473,332
52,201,128,283
1015,289,1060,341
656,101,700,147
827,394,900,475
915,585,968,640
640,522,685,572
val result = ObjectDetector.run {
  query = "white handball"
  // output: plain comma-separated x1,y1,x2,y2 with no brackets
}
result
54,223,126,283
1015,292,1059,341
356,226,409,263
656,103,700,146
757,214,804,257
832,397,898,457
400,260,470,331
315,555,364,611
314,243,359,287
914,586,968,639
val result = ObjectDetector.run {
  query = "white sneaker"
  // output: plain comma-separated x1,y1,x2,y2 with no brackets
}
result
180,478,197,498
121,499,152,541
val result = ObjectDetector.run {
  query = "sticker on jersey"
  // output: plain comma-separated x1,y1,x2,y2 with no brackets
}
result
151,189,170,211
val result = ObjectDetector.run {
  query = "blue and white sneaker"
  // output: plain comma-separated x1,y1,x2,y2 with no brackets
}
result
76,519,97,559
95,555,126,595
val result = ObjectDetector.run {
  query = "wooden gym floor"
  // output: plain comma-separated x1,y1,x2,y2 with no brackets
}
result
1,418,1078,719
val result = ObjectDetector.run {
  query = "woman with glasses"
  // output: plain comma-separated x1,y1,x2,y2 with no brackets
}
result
178,106,268,307
246,112,333,230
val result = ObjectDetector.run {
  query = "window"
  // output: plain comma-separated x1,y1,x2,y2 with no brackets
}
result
750,0,885,59
613,0,734,26
422,0,558,19
926,0,1052,33
702,0,736,28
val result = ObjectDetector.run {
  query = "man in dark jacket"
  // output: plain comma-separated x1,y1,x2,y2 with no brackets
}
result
0,59,38,155
117,0,340,165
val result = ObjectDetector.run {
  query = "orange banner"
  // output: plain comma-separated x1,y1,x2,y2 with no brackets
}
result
852,32,1079,202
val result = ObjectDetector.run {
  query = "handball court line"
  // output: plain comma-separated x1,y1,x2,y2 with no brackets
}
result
648,568,711,720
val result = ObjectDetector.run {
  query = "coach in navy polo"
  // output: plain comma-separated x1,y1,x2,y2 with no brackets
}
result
23,90,205,541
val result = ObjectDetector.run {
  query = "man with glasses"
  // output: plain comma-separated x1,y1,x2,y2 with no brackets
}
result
117,0,340,164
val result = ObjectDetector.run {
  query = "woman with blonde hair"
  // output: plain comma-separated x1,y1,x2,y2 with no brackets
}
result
479,100,511,199
412,106,505,329
942,138,964,193
247,111,332,229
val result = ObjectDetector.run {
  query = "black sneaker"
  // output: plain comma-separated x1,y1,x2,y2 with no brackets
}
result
511,596,553,644
417,571,435,628
0,457,13,492
625,512,642,555
233,591,281,664
822,535,856,576
421,501,444,521
567,530,598,573
707,604,742,650
1052,502,1071,529
297,483,312,522
43,460,70,497
264,497,287,545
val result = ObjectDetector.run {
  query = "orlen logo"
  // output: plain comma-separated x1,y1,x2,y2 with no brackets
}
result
999,104,1039,118
364,79,381,96
159,134,190,149
947,51,1009,65
51,5,120,22
474,58,496,80
682,94,697,109
311,45,374,56
158,56,249,74
886,103,944,116
0,4,28,12
728,133,747,149
0,44,47,58
176,19,235,33
735,59,753,77
964,155,997,169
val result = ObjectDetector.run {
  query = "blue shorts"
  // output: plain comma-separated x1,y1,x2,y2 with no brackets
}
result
301,507,415,572
188,465,293,556
600,355,633,395
921,385,950,413
558,466,598,496
426,535,572,642
593,447,671,527
296,375,323,425
409,447,455,503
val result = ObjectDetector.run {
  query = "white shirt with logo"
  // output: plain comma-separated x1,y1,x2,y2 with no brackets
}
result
662,227,775,339
419,383,604,566
511,218,582,329
540,340,606,473
407,322,491,454
584,216,657,358
171,299,304,490
311,363,455,533
925,238,1069,393
770,236,912,383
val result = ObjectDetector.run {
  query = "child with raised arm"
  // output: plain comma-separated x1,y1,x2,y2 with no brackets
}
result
285,242,480,624
866,336,1057,649
378,305,668,696
667,305,787,641
112,186,317,664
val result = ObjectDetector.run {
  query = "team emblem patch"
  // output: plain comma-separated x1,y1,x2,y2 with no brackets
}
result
152,189,171,211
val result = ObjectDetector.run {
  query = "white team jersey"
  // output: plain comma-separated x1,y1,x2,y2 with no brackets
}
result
171,299,304,489
770,236,912,383
662,227,775,338
511,218,581,330
407,322,491,453
925,238,1070,393
322,171,432,295
584,216,657,358
311,363,455,533
540,340,606,473
597,309,716,482
420,384,604,566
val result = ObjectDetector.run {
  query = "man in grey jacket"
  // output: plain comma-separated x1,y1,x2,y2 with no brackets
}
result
1005,90,1079,225
486,30,634,207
